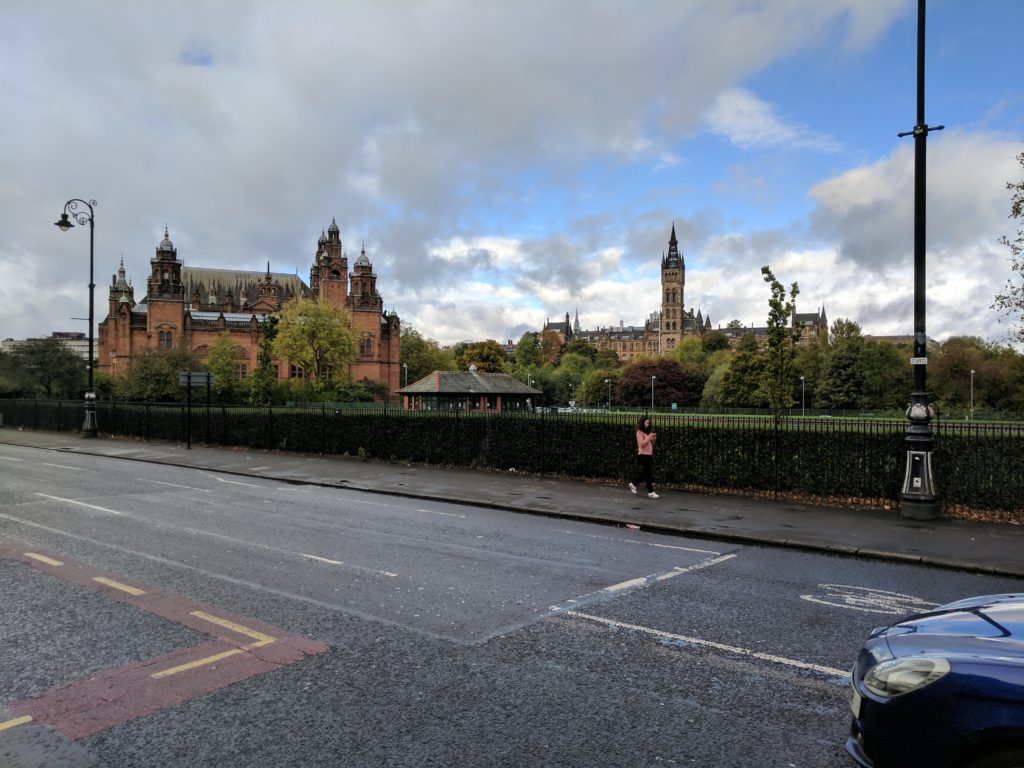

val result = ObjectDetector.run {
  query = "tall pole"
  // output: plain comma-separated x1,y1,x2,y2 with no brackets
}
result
898,0,943,519
650,375,656,412
800,376,805,417
970,369,975,421
605,378,611,409
55,199,98,438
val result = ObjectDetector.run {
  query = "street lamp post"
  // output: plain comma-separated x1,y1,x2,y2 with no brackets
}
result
568,382,574,407
604,378,611,409
403,362,408,387
970,369,975,421
54,198,98,438
800,376,805,417
898,0,943,520
650,375,656,412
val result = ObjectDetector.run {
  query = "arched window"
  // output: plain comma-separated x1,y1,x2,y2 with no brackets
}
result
359,337,373,356
158,330,173,348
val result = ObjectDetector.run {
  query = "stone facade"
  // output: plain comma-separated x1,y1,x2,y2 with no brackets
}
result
97,219,400,394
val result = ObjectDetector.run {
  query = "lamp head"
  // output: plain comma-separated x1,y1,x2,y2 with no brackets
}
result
55,213,74,231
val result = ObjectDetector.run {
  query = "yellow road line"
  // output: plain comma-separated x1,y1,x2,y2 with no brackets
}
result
190,611,276,648
92,577,145,596
0,715,33,732
150,649,244,679
24,552,63,566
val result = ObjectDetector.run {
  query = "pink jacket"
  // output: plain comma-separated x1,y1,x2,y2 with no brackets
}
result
636,430,656,456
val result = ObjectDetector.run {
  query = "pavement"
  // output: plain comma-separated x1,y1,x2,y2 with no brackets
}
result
2,427,1023,579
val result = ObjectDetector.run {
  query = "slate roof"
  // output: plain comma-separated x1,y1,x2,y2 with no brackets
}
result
182,267,311,305
398,370,541,395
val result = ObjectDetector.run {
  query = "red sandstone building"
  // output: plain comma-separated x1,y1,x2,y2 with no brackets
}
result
97,219,400,394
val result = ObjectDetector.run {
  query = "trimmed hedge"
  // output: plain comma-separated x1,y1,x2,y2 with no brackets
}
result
2,399,1020,513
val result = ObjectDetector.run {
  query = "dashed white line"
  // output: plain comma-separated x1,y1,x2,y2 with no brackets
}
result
565,610,849,679
199,472,265,488
42,463,92,472
0,456,24,462
557,529,721,555
420,508,466,518
34,493,123,516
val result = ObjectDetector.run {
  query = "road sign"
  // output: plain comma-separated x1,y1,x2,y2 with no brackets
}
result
179,371,214,386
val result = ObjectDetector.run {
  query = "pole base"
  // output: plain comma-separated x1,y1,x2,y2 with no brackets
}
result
899,495,940,520
82,407,98,439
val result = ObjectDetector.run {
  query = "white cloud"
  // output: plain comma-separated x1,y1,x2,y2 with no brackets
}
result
705,88,843,153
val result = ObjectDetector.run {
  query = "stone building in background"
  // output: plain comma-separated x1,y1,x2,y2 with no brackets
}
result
97,219,400,394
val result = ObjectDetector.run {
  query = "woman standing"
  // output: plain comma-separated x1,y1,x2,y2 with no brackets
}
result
628,416,659,499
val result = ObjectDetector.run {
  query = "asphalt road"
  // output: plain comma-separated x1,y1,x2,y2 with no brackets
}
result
3,443,1023,767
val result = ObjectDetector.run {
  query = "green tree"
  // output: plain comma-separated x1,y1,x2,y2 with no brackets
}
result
858,339,909,410
757,266,801,412
562,337,597,362
205,332,243,401
401,326,456,384
117,347,201,402
671,336,706,368
248,315,279,404
992,152,1024,344
272,298,357,391
455,339,507,372
5,338,85,398
513,332,541,369
701,330,730,354
719,333,767,408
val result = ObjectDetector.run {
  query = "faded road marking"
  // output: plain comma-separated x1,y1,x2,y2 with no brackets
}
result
558,529,722,556
300,552,398,577
0,716,34,732
801,584,941,615
42,463,92,472
34,493,123,516
200,473,265,488
566,610,849,679
0,456,24,462
137,478,211,492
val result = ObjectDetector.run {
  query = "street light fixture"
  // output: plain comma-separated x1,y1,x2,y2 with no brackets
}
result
898,0,943,520
402,362,408,387
568,382,574,406
55,198,98,438
650,375,656,412
800,376,805,417
604,378,611,409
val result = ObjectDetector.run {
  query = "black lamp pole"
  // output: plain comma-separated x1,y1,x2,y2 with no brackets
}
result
54,198,98,438
898,0,943,519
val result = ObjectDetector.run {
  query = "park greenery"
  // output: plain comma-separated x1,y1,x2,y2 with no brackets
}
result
3,155,1024,412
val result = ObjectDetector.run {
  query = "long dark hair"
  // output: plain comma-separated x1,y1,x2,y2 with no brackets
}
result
636,415,652,434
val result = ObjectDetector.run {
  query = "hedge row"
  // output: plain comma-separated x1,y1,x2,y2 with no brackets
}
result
2,399,1020,513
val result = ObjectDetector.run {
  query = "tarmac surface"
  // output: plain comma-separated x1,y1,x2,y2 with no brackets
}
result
2,427,1022,579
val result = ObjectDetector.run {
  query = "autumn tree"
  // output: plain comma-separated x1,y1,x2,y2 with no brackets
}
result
272,298,357,390
455,339,507,372
992,152,1024,344
617,358,698,409
513,332,541,369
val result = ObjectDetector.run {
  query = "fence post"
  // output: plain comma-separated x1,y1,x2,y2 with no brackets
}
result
321,404,326,455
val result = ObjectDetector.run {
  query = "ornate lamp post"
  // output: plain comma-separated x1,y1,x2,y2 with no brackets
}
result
605,378,611,409
650,375,656,412
898,0,943,520
800,376,805,417
403,362,408,387
54,198,98,438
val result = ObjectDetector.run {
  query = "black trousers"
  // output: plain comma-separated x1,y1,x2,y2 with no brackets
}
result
632,454,653,493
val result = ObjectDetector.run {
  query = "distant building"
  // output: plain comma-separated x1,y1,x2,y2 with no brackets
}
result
398,366,540,412
97,219,400,393
551,225,829,356
1,332,91,361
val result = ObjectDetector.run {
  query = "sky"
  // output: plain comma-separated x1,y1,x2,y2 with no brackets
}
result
2,0,1023,350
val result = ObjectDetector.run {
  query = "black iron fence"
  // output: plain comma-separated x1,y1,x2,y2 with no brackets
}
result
2,399,1021,514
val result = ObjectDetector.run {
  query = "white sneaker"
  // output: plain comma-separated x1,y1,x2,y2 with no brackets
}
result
648,492,659,499
628,483,637,494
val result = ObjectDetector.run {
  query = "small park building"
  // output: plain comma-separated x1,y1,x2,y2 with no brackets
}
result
398,367,540,412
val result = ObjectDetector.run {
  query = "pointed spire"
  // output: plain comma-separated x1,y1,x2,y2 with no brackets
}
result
266,261,271,279
669,222,677,247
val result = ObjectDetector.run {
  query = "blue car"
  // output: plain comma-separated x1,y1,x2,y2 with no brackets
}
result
847,594,1024,767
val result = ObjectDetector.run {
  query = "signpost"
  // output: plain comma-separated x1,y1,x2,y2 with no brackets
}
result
179,371,214,449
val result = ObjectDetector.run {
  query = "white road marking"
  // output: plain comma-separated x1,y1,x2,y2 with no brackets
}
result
558,529,721,555
136,478,211,493
800,584,940,615
42,463,92,472
549,554,737,613
34,493,123,516
199,473,265,488
566,610,849,679
0,456,24,462
420,508,465,518
299,552,398,576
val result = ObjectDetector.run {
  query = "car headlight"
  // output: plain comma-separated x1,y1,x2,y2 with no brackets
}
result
863,656,950,698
